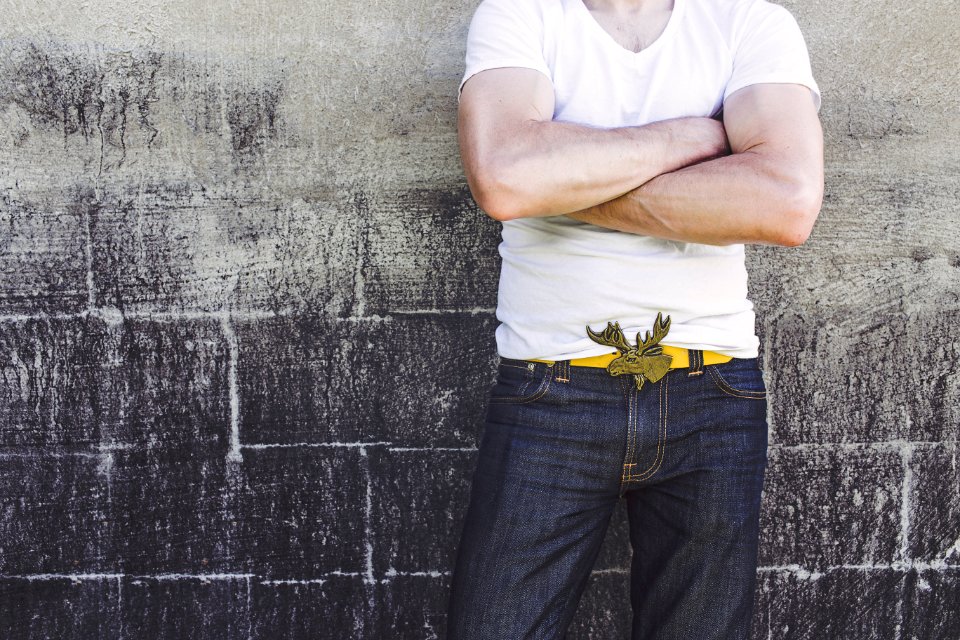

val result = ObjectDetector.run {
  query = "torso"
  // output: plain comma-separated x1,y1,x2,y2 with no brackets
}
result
460,0,818,361
480,0,779,361
489,0,759,360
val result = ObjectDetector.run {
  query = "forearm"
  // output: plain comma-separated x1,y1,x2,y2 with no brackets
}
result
565,84,826,247
459,68,729,221
462,114,728,221
565,148,823,246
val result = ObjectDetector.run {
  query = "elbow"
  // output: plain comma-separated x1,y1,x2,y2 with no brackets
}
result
772,177,824,247
472,180,521,222
468,163,531,222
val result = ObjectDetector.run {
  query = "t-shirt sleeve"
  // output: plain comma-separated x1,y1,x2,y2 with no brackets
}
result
458,0,551,102
724,1,822,112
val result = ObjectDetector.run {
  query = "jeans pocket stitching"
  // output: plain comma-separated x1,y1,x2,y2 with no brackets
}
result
627,375,668,481
707,365,767,399
489,370,553,404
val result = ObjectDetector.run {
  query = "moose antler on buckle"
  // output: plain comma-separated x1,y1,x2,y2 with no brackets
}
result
585,313,674,391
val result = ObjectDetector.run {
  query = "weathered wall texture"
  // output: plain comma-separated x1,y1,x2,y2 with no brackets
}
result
0,0,957,637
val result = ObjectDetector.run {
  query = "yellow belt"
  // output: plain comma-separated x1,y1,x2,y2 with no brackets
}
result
529,345,733,369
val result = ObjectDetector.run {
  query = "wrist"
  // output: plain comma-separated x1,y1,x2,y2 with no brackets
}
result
638,117,727,173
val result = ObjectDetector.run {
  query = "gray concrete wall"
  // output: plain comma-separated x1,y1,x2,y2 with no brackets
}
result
0,0,957,637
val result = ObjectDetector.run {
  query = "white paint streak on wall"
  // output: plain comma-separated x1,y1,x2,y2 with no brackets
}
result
899,443,915,562
359,446,376,587
82,187,96,309
221,313,242,463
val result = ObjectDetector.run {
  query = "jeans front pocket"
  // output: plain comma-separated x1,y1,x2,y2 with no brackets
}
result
706,357,767,400
489,358,553,404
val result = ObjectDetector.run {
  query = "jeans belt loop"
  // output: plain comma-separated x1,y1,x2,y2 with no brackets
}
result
687,348,705,377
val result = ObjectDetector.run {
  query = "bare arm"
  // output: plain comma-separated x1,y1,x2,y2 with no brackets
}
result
565,83,825,247
458,66,730,221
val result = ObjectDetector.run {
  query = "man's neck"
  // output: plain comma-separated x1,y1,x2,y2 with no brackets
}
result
582,0,672,13
580,0,676,53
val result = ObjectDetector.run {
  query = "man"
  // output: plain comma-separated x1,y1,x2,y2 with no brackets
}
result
447,0,822,638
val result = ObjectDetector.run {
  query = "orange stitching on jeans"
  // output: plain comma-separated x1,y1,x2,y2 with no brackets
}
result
688,349,704,376
632,376,668,480
707,366,766,400
627,388,659,479
627,375,668,481
490,376,553,404
619,377,635,488
649,375,670,478
619,376,629,465
626,378,637,473
510,375,551,404
488,370,553,404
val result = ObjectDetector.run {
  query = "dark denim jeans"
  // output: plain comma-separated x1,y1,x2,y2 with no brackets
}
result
446,352,769,640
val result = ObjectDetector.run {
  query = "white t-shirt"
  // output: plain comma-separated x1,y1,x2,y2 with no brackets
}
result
459,0,821,361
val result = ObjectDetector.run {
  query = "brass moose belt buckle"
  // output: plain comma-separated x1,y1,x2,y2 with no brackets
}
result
585,312,673,391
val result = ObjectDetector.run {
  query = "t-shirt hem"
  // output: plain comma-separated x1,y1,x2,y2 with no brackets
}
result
724,76,822,112
458,60,553,101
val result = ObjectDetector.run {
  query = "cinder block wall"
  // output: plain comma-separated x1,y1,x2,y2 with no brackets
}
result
0,1,957,638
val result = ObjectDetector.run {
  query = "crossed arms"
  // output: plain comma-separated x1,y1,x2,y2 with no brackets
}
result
458,67,824,246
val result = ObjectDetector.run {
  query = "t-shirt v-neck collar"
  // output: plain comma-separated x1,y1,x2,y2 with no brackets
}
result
573,0,686,60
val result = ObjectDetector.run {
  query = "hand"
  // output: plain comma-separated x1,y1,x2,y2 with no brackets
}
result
565,117,730,227
650,115,731,169
681,116,731,162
